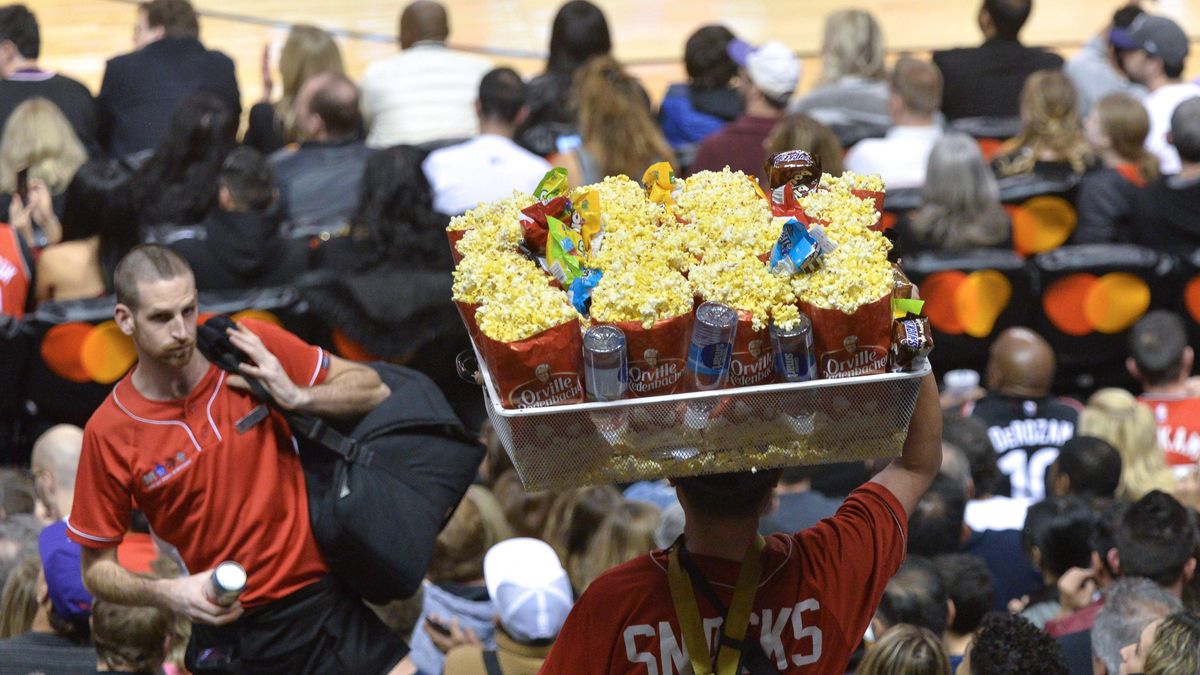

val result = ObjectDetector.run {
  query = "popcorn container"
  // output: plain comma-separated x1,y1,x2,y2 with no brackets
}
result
598,313,693,398
447,229,467,265
455,301,480,341
727,310,776,389
800,293,893,379
477,319,586,410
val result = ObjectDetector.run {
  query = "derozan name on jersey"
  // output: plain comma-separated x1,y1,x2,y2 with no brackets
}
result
508,365,584,409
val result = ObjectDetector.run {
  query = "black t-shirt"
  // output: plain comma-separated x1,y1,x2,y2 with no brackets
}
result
966,393,1079,500
0,70,100,157
1134,175,1200,254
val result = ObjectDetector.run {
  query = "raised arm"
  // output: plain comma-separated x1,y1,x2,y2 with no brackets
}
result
226,324,391,418
81,547,242,625
870,372,942,516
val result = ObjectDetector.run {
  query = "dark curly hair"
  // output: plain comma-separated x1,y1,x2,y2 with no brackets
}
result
133,93,237,226
968,613,1067,675
349,145,449,271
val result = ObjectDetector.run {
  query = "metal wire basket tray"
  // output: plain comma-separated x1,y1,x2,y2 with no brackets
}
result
477,349,929,491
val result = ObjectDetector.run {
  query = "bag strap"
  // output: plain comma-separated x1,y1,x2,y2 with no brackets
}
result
235,372,362,462
481,649,503,675
666,535,764,675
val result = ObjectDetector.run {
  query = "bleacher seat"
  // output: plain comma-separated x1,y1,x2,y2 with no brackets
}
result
880,187,923,238
904,247,1033,373
948,116,1022,162
998,173,1081,257
1032,244,1173,390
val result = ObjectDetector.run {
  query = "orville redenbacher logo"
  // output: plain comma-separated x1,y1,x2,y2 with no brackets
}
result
510,364,583,408
822,335,887,378
729,338,774,387
627,348,683,395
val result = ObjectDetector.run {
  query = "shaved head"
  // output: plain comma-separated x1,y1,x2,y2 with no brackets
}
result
400,0,448,49
113,245,193,310
986,327,1056,397
31,424,83,520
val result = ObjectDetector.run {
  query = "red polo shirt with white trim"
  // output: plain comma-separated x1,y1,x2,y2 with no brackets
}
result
68,319,330,608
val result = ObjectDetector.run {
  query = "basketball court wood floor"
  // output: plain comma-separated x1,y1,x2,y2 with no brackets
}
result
19,0,1200,127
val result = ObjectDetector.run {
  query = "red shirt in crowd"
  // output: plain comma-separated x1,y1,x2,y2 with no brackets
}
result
541,482,907,674
687,114,781,187
0,224,31,318
67,319,330,608
1138,393,1200,469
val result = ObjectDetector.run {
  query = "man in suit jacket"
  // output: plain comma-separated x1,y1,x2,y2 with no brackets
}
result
932,0,1063,121
96,0,239,158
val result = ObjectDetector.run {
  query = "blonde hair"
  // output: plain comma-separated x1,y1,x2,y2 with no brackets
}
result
820,9,887,84
1079,388,1175,500
995,70,1092,177
0,554,40,638
575,500,661,592
0,97,86,194
1094,93,1158,183
428,485,513,584
276,25,344,143
858,624,952,675
574,55,676,179
1144,611,1200,675
767,112,845,176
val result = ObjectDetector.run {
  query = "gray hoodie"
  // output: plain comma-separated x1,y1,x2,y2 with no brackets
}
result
410,581,496,674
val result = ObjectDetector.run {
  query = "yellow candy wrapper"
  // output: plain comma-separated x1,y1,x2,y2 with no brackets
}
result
573,189,604,259
641,162,680,208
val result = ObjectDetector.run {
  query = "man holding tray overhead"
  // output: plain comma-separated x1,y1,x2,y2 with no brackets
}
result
541,373,941,674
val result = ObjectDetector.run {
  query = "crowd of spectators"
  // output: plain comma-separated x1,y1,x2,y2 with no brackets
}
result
0,0,1197,673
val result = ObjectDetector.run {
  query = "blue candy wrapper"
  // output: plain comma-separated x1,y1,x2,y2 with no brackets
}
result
769,218,836,275
568,268,603,315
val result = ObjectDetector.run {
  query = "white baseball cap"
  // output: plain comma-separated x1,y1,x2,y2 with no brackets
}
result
484,538,575,643
727,39,802,102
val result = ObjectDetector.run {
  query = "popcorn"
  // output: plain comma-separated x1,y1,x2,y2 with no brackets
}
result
590,259,692,329
820,171,885,193
452,250,544,305
799,185,878,231
447,191,536,232
476,280,579,343
791,206,892,312
689,253,796,331
771,302,802,331
676,169,780,260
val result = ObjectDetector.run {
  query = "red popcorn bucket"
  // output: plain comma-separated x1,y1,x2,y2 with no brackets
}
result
598,313,693,398
850,188,887,231
478,319,585,409
447,229,467,264
727,310,775,388
800,293,892,379
455,301,480,341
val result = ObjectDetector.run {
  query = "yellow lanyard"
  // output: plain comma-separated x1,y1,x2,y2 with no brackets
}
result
666,537,765,675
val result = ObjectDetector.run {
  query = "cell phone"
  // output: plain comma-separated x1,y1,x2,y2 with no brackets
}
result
16,167,28,204
425,616,452,637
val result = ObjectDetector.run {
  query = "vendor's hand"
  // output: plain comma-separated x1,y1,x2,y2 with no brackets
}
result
424,614,481,654
165,570,243,626
225,322,310,411
1057,566,1098,615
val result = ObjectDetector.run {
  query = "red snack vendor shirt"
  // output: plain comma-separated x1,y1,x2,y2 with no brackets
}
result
541,482,907,674
67,319,331,608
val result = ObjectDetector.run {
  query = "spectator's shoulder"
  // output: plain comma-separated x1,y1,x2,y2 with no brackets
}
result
103,49,139,72
206,47,236,68
931,46,975,66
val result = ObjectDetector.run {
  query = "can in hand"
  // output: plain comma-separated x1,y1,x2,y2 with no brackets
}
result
209,561,247,607
686,302,738,391
583,326,628,402
771,315,816,383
